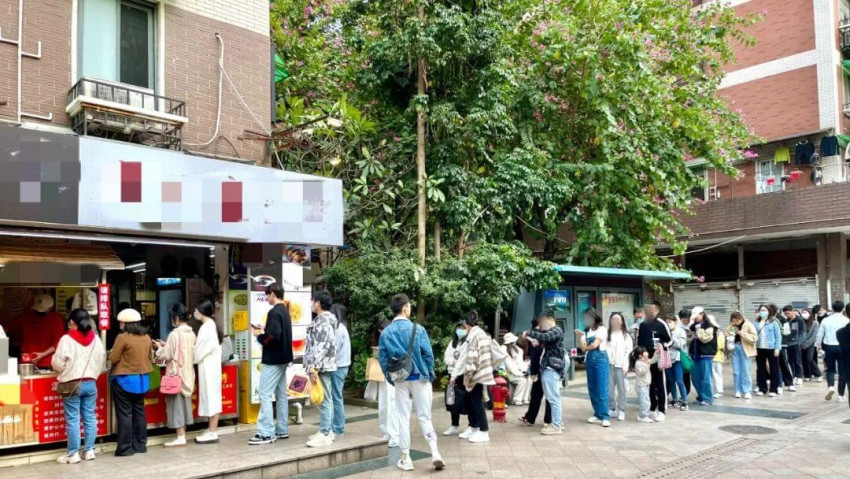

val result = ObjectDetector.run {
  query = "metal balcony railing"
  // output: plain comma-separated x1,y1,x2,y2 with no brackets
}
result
68,78,186,118
840,21,850,57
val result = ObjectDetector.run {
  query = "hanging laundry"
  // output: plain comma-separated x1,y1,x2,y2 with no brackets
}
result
794,140,815,165
774,146,790,163
820,136,839,157
836,134,850,150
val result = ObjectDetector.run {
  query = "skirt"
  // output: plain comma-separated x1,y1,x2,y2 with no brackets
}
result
166,394,194,429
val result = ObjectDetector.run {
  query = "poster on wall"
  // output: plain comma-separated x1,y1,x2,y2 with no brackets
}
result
249,292,272,359
283,245,311,266
250,358,262,404
601,293,636,327
228,290,249,334
543,290,570,314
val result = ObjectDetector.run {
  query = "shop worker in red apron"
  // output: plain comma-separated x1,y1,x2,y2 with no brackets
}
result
18,294,65,369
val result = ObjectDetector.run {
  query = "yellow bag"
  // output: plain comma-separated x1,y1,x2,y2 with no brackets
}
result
365,357,385,383
310,376,325,405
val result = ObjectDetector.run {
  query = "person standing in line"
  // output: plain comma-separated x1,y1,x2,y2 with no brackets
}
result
727,311,757,399
754,304,782,397
330,303,351,438
443,319,469,436
787,307,806,386
816,300,849,402
690,311,719,406
109,309,152,456
374,320,401,448
153,303,197,448
378,294,445,472
636,301,670,421
249,286,293,445
502,333,530,406
53,309,106,464
524,309,567,435
778,305,799,393
607,312,632,421
801,308,823,382
518,318,552,428
193,300,223,444
678,309,694,397
459,310,495,443
664,315,688,410
712,322,726,399
632,345,661,423
304,290,338,448
631,308,646,343
836,307,850,409
575,308,610,427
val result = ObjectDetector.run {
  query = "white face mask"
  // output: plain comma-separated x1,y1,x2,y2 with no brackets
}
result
193,311,202,320
802,312,811,320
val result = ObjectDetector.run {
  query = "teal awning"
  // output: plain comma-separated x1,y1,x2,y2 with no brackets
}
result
554,265,691,280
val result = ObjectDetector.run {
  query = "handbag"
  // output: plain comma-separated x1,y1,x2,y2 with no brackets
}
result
658,347,672,370
386,321,418,383
160,332,183,395
365,356,385,383
221,335,234,364
680,349,694,372
726,334,736,352
57,339,97,399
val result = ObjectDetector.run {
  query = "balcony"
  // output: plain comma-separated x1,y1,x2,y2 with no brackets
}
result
67,78,188,151
841,20,850,57
845,102,850,119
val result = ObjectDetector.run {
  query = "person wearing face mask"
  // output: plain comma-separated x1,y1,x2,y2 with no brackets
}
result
800,308,823,382
754,304,782,397
813,304,829,324
726,311,757,399
443,319,469,436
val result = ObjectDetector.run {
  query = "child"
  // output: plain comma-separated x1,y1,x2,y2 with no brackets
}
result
631,345,660,423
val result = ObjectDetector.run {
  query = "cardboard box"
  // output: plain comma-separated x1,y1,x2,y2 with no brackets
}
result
2,407,13,445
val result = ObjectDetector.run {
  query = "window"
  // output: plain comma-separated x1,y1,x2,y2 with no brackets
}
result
756,159,784,194
690,169,708,202
78,0,155,90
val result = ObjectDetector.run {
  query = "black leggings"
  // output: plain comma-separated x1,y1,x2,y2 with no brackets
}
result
465,384,489,432
756,349,781,394
112,382,148,456
802,346,822,378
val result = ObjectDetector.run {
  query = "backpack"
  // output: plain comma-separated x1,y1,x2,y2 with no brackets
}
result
387,322,418,383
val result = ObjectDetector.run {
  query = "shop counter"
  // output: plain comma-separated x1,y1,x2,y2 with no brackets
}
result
144,362,239,428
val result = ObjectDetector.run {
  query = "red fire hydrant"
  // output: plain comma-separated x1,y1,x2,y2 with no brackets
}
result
492,376,509,423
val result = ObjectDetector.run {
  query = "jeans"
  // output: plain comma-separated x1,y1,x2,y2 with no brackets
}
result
585,349,610,420
465,383,489,432
63,380,98,455
787,344,803,379
330,367,349,435
523,376,551,424
802,346,822,378
541,369,563,428
731,344,752,395
756,349,780,394
649,364,666,413
665,361,687,402
609,366,627,413
394,380,438,455
824,345,847,395
318,373,334,435
112,381,147,456
694,357,713,404
257,363,289,437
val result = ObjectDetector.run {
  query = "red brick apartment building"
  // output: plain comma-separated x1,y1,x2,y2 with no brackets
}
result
672,0,850,322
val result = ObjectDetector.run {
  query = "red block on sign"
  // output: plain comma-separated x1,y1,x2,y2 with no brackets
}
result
221,182,242,223
120,161,142,203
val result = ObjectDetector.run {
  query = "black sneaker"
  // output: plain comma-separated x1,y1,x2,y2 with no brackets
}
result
276,433,290,440
248,434,276,445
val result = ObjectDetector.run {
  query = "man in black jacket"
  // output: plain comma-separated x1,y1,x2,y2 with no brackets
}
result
519,318,551,426
249,285,294,445
637,300,671,421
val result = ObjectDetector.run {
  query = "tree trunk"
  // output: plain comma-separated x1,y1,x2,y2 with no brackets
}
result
457,229,466,259
416,3,427,322
434,221,441,261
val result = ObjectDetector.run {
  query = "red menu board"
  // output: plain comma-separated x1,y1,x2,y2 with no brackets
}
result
22,374,110,444
145,364,238,426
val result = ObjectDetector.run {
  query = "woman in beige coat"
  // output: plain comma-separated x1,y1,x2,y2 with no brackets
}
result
153,303,197,447
727,311,758,399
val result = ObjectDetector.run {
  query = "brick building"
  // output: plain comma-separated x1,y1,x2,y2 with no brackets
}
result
672,0,850,322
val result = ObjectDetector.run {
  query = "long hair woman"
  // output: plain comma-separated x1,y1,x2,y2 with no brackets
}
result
153,303,197,447
53,309,106,464
754,303,782,396
193,299,222,444
575,308,611,427
443,318,469,435
801,308,822,382
606,312,632,421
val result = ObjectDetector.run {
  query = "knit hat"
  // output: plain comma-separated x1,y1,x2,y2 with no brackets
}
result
117,308,142,323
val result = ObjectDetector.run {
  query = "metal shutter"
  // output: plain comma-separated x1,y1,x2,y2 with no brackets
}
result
674,283,739,329
739,277,819,316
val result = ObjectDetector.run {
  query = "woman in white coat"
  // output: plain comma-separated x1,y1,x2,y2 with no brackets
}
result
503,333,531,406
193,299,222,444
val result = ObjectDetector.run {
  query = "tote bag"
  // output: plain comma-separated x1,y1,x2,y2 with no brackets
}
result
680,350,694,372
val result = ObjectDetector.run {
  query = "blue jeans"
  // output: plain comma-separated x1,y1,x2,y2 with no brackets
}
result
63,380,98,455
695,357,714,404
585,349,609,420
541,369,563,428
665,361,687,402
731,344,753,395
330,367,349,435
257,363,289,437
318,373,334,435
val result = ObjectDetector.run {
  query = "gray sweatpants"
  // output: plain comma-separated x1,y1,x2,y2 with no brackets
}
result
609,366,627,413
636,385,651,419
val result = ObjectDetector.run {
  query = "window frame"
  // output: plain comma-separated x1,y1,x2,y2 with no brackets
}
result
755,159,785,194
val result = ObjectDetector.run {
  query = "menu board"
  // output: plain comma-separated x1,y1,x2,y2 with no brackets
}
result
22,374,109,444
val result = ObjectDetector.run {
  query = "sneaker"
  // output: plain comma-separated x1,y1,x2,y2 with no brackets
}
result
276,432,290,440
744,393,752,399
817,376,824,383
518,417,532,426
83,450,96,461
777,388,783,395
788,386,796,392
648,411,657,420
309,431,335,441
840,395,846,403
458,427,478,439
248,434,276,445
713,393,722,399
826,387,836,401
679,403,689,411
165,436,188,447
795,378,803,386
587,416,600,424
637,417,654,423
756,391,765,396
194,431,219,444
432,451,446,470
468,431,490,443
57,452,81,464
654,412,666,423
306,433,334,448
617,411,625,421
388,440,400,448
601,420,611,428
397,453,414,471
609,409,618,417
768,392,777,397
541,424,563,435
734,393,742,398
442,426,459,436
695,400,711,406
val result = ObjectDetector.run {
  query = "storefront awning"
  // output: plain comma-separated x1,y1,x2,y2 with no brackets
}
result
554,265,691,280
0,242,125,270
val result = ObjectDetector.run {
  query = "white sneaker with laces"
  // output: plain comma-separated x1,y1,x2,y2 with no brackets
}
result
194,431,219,444
617,411,625,421
788,386,796,392
309,431,335,441
442,426,459,436
734,393,742,398
637,417,654,423
306,433,334,448
601,420,611,427
587,416,600,424
83,450,96,461
397,453,414,471
165,436,187,447
468,431,490,443
432,451,446,470
458,427,478,439
768,392,777,397
756,391,765,396
57,452,81,464
608,409,618,417
654,412,666,423
744,393,752,399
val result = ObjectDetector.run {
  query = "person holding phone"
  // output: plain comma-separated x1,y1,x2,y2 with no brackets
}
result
635,301,670,421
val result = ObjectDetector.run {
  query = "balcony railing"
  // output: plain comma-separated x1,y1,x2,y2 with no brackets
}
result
840,20,850,57
844,102,850,118
66,78,188,150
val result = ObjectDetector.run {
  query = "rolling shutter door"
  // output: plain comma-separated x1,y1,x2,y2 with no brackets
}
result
739,277,819,316
674,284,739,329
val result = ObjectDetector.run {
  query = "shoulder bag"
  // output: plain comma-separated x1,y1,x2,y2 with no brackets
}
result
160,332,183,395
386,321,418,383
57,340,97,399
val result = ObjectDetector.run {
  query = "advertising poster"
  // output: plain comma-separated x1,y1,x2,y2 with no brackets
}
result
228,290,249,334
543,290,570,313
283,244,311,266
249,291,272,359
250,358,262,404
601,293,636,326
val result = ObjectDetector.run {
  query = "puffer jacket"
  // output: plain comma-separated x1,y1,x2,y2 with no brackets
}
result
305,311,337,373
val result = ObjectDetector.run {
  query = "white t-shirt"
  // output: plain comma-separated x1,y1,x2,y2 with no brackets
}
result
583,326,608,352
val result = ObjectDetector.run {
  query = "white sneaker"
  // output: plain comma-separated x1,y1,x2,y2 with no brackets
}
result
788,386,796,392
164,436,187,447
57,452,81,464
713,393,722,399
744,393,752,399
83,450,96,461
817,376,824,383
587,416,600,424
458,427,478,439
601,420,611,427
839,395,846,403
608,409,618,417
617,411,625,421
648,411,657,420
194,431,219,444
309,431,335,441
826,387,836,401
654,412,666,423
397,453,414,471
795,378,803,386
468,431,490,443
756,391,765,396
768,392,777,397
541,424,563,435
637,417,654,423
734,393,742,398
432,451,446,470
442,426,459,436
777,388,783,395
306,433,334,448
